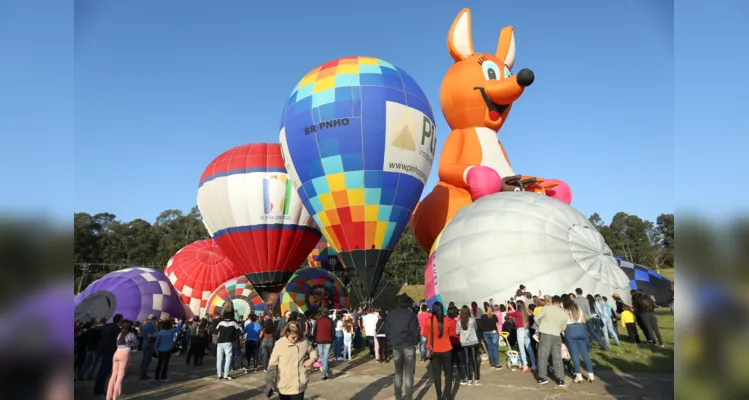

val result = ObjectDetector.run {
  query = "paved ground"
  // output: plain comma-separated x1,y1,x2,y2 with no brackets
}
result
74,353,674,400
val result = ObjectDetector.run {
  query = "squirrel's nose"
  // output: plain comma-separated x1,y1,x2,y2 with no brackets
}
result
516,69,535,87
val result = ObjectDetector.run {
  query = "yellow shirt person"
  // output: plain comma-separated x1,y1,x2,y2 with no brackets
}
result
620,309,636,327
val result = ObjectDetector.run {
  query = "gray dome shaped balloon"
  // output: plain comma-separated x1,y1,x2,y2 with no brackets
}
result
428,192,632,306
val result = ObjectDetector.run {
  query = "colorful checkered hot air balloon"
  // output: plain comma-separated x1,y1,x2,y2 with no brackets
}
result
307,237,335,268
279,267,349,316
204,276,265,320
74,267,185,322
279,56,436,300
164,239,246,317
197,143,322,300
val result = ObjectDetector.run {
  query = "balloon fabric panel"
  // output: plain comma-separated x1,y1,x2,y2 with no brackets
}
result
427,192,632,308
279,267,349,316
280,57,436,298
204,276,264,320
615,258,673,305
164,239,245,317
74,267,184,322
307,237,337,268
198,143,322,293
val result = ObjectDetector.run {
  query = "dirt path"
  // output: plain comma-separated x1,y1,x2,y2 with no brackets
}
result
74,353,674,400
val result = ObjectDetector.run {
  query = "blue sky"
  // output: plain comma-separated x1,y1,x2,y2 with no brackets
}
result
3,1,747,226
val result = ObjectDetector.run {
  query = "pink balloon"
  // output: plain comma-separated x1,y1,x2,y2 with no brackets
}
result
466,166,503,201
543,179,572,204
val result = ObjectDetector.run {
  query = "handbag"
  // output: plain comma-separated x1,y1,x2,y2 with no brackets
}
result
424,316,435,361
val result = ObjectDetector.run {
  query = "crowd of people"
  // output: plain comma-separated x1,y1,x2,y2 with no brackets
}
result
73,284,671,400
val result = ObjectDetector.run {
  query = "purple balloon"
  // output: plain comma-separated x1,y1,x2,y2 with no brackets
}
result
74,267,184,322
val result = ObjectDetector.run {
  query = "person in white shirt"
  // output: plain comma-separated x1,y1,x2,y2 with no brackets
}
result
334,316,345,360
362,311,379,358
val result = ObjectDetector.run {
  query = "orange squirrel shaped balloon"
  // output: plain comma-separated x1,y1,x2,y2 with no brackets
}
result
410,8,573,252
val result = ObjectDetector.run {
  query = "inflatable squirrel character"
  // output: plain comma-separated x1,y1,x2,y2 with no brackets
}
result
410,8,572,252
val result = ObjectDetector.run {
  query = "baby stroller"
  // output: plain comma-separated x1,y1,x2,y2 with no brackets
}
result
505,350,522,370
548,338,575,378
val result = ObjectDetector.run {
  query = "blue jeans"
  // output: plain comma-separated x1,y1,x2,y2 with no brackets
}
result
601,317,620,346
419,335,427,361
564,323,593,374
317,343,332,376
482,332,499,367
81,350,99,379
216,342,233,377
334,332,344,359
586,319,606,349
516,328,536,369
354,328,362,349
139,346,154,378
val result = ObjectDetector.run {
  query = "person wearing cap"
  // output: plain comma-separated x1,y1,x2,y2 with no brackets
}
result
138,314,158,380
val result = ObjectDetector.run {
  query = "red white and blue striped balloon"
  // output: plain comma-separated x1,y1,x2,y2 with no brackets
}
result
197,143,322,295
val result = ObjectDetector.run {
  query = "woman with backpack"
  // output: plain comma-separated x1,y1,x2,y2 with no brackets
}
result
457,306,482,386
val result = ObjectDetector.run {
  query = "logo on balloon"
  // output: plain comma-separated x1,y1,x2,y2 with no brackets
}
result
262,175,293,221
304,118,350,135
384,102,437,184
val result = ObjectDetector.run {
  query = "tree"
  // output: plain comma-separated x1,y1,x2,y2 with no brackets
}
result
73,207,210,293
644,221,667,271
657,213,675,267
72,206,675,296
74,213,101,263
381,225,429,285
589,212,675,270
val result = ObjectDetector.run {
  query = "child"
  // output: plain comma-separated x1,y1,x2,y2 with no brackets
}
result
342,321,353,360
620,305,641,343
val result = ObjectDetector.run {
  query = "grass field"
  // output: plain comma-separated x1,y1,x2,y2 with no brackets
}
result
659,268,675,281
361,285,674,374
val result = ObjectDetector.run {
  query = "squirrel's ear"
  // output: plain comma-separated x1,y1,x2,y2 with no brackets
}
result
448,8,474,62
495,26,516,70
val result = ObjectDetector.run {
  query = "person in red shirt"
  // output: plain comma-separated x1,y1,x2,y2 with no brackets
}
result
506,300,537,373
422,302,454,400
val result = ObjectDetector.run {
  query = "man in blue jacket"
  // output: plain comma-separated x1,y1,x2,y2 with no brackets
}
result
153,318,183,382
139,314,158,380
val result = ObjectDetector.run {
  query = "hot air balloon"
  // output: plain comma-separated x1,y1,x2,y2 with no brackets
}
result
307,237,351,285
197,143,322,301
425,192,633,308
74,267,185,322
615,258,673,305
307,237,337,268
164,239,246,317
204,276,265,320
279,56,436,301
279,267,349,316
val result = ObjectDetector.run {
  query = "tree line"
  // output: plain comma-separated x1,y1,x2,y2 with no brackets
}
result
73,208,674,292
